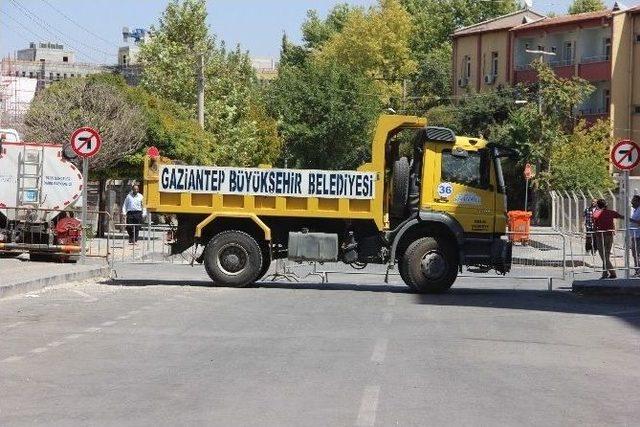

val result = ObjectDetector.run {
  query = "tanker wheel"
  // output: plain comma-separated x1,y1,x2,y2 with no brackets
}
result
390,157,410,223
401,237,457,294
203,230,263,288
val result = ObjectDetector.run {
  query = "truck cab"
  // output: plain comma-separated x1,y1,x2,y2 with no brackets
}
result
143,114,514,292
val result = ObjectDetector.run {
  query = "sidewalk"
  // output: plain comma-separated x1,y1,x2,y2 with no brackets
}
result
0,257,110,299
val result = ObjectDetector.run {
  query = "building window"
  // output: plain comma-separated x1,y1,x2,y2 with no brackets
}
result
563,42,573,62
15,71,19,77
634,106,640,114
465,56,471,79
491,52,499,76
49,72,53,80
603,89,610,113
551,46,557,53
537,45,544,52
22,71,26,77
63,73,67,79
71,73,74,77
602,37,611,60
63,56,68,62
29,72,33,78
636,34,640,43
56,73,60,80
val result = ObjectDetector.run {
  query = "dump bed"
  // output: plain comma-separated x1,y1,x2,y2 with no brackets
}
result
143,115,427,231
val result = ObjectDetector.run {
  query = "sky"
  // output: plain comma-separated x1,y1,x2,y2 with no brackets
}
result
1,0,639,64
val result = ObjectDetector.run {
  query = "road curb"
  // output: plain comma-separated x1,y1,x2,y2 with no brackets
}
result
572,279,640,295
0,265,111,299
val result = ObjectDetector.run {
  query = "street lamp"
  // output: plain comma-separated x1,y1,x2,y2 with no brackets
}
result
523,49,556,219
525,49,556,114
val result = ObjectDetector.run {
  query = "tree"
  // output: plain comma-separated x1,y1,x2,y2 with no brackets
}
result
400,0,519,101
568,0,606,14
549,120,614,191
314,0,417,103
301,4,355,50
25,74,148,236
267,61,381,170
139,0,281,167
25,74,146,175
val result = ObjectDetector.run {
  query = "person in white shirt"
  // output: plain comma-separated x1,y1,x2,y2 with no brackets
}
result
122,184,146,244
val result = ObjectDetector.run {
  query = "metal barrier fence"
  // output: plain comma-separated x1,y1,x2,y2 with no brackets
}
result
265,230,571,289
571,228,640,279
0,206,112,266
550,189,621,234
109,219,194,265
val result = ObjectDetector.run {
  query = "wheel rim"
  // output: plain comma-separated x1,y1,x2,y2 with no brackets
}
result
420,250,447,280
216,243,249,276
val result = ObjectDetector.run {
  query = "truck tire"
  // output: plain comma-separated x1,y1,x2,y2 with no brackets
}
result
203,230,263,287
390,157,410,220
401,237,457,293
398,261,417,291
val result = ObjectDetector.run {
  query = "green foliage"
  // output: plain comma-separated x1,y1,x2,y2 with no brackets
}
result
139,0,281,167
24,74,147,178
549,120,614,190
122,90,217,175
568,0,606,14
267,61,381,170
531,58,594,129
314,0,417,103
400,0,519,100
455,86,523,138
301,4,355,50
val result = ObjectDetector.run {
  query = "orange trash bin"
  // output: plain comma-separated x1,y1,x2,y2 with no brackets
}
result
507,210,532,243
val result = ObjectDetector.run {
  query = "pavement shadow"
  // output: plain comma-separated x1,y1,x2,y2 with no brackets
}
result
105,278,213,288
414,288,640,330
256,281,410,293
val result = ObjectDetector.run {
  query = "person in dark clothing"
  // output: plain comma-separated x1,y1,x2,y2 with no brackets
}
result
121,185,146,244
584,198,597,254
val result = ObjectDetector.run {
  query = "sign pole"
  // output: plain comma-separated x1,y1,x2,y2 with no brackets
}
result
524,178,529,212
624,170,630,279
80,157,88,264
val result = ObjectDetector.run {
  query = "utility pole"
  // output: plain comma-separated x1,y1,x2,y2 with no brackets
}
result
197,53,205,129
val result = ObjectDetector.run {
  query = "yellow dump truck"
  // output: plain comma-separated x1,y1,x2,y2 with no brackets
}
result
143,114,517,293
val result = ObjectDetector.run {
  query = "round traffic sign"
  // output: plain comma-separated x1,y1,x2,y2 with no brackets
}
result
524,163,533,179
611,139,640,171
70,127,102,158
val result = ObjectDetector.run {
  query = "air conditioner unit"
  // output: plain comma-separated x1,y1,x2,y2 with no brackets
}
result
457,78,468,88
484,74,496,85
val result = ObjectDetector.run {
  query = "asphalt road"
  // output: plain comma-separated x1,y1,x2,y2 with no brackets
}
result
1,264,640,426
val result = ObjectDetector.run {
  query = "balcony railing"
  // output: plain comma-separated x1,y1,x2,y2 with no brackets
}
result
548,59,574,67
581,54,610,64
577,107,609,115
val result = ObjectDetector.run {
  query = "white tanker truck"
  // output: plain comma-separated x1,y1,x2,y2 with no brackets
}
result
0,129,84,261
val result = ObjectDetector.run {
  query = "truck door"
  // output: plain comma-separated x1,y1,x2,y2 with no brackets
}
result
427,146,496,235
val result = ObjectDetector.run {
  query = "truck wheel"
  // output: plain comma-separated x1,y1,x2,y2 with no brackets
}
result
203,230,263,287
398,261,416,291
390,157,410,220
401,237,457,293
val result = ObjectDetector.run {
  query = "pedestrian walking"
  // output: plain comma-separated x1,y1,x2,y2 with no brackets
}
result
593,199,623,279
584,198,597,255
122,184,146,244
629,195,640,276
